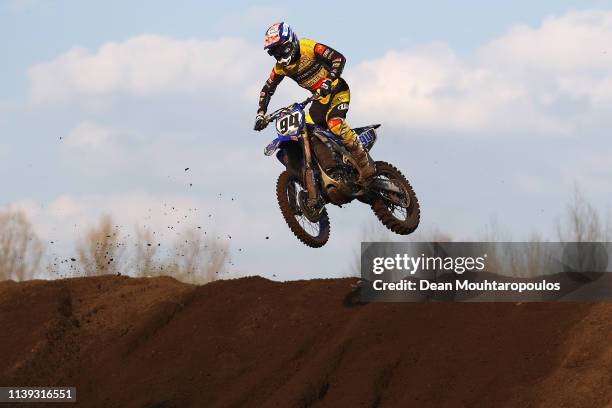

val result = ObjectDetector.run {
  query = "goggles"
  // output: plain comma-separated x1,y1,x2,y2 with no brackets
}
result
267,42,293,61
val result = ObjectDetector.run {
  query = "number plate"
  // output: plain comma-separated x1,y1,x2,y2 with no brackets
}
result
358,128,377,150
276,110,304,136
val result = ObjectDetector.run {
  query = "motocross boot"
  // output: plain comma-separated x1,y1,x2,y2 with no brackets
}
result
328,117,376,184
346,138,376,184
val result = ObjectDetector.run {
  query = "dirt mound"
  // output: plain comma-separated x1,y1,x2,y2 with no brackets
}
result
0,275,610,407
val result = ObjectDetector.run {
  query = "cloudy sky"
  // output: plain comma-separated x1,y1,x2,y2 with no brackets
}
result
1,0,612,280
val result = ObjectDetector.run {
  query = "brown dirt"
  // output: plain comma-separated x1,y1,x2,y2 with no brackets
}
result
0,275,610,408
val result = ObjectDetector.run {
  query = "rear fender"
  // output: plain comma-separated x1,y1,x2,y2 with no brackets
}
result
311,124,380,152
354,125,380,152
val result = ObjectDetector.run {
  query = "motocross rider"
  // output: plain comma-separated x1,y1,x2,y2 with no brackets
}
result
254,22,375,183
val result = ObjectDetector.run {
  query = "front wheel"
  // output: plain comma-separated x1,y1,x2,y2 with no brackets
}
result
370,161,420,235
276,171,330,248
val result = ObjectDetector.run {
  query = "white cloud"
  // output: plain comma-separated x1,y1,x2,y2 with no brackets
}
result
26,10,612,133
6,191,288,261
17,192,206,240
28,35,265,104
6,193,212,252
62,122,125,175
480,11,612,75
66,121,114,149
59,119,280,185
347,10,612,134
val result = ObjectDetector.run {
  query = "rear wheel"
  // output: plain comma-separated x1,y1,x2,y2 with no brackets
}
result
370,161,420,235
276,171,330,248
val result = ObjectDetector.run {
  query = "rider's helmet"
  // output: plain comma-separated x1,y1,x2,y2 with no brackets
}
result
264,22,300,66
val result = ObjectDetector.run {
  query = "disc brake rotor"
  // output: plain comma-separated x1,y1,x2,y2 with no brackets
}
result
379,177,410,208
298,191,323,222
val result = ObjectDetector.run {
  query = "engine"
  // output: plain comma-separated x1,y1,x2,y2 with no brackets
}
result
311,134,361,205
311,136,340,171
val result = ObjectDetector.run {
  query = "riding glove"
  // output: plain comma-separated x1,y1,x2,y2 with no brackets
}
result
254,113,267,131
319,79,333,96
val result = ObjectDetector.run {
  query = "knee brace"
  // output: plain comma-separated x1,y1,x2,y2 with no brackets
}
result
326,117,356,144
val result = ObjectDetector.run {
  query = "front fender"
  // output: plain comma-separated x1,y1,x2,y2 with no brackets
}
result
264,135,298,156
276,140,304,179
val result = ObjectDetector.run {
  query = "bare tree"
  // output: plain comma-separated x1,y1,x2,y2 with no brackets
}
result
349,222,393,277
479,215,514,242
162,230,229,284
76,214,125,276
133,228,229,285
557,186,610,242
0,209,45,281
349,219,456,277
132,226,159,276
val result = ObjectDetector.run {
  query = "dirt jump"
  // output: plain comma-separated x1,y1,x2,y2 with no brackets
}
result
0,275,610,407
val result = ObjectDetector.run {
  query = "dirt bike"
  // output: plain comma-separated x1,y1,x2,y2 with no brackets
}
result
262,94,420,248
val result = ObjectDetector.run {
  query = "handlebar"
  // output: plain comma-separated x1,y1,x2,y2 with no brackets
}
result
265,93,321,124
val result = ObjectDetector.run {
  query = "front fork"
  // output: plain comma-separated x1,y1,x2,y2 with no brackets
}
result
301,131,319,206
